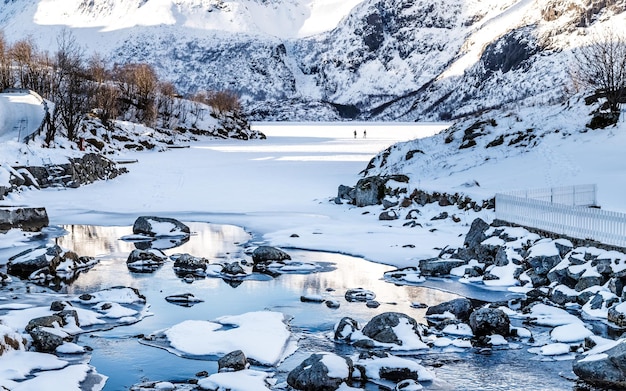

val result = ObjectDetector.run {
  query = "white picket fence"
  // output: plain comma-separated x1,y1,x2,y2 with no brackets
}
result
495,185,626,248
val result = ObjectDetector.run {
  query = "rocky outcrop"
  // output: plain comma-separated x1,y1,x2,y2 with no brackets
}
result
0,207,49,232
7,244,96,284
12,153,127,190
126,249,168,272
25,315,72,353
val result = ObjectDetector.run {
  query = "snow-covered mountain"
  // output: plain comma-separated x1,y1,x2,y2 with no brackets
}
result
0,0,625,121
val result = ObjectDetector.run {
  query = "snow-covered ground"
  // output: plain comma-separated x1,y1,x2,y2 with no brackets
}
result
0,91,47,143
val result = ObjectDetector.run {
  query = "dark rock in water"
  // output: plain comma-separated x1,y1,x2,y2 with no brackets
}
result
132,216,190,237
287,353,352,391
345,288,376,302
0,207,49,232
165,293,204,307
362,312,422,345
419,258,466,276
426,298,473,322
172,254,208,274
221,262,246,276
326,300,341,309
126,249,167,272
379,366,418,382
7,246,57,278
573,340,626,389
218,350,248,372
366,300,380,308
251,246,291,264
300,295,325,303
469,307,510,337
334,317,359,341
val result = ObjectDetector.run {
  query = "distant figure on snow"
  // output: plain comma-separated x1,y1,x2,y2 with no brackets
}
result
354,130,357,139
363,130,367,139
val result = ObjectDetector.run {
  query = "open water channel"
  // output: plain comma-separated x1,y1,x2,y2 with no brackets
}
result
22,221,578,391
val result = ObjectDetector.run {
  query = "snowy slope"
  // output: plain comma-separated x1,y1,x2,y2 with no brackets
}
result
0,91,46,143
0,0,625,120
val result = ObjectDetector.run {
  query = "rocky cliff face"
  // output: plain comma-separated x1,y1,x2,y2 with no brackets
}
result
1,0,625,121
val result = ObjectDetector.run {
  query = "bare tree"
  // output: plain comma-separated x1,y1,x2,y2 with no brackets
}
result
206,90,241,116
0,31,13,90
157,81,177,128
9,38,37,89
50,30,89,141
86,53,119,126
114,63,158,126
575,28,626,114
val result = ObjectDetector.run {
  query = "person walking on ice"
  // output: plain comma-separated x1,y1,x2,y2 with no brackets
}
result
354,130,357,139
363,129,367,138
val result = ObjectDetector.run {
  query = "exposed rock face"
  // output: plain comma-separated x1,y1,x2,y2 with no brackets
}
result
419,258,467,276
353,175,409,207
362,312,422,345
287,353,353,391
132,216,190,237
573,340,626,389
12,153,127,191
469,307,510,337
0,207,48,232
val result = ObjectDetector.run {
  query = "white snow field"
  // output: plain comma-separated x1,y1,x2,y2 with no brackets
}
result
0,90,47,143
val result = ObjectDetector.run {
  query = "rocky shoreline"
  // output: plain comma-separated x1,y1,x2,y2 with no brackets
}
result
2,212,625,390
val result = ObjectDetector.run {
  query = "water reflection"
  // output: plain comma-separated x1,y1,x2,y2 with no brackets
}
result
48,223,574,391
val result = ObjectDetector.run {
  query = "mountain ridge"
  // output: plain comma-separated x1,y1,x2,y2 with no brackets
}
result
1,0,625,121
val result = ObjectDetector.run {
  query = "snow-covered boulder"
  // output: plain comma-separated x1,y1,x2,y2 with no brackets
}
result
127,248,167,272
8,244,97,283
573,340,626,389
172,253,209,276
425,298,473,323
468,307,510,337
361,312,425,348
132,216,190,238
287,352,352,391
251,246,291,264
218,350,248,372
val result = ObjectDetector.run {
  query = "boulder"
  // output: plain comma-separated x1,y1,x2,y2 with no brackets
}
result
26,315,70,353
334,317,359,341
463,218,490,253
527,254,562,277
426,298,473,322
218,350,248,372
379,210,399,221
419,258,467,276
251,246,291,264
469,307,510,337
362,312,422,345
172,254,208,274
132,216,190,237
287,353,352,391
345,288,376,302
607,303,626,327
573,340,626,389
126,249,167,272
7,246,58,278
221,262,246,277
354,176,387,207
